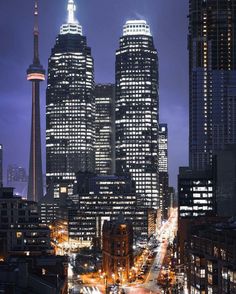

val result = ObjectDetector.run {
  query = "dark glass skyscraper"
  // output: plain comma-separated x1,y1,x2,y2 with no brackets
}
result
46,0,95,198
115,20,159,209
27,1,45,202
189,0,236,170
0,144,2,187
95,84,115,175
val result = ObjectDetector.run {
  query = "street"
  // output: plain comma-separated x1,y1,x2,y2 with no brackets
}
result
69,209,178,294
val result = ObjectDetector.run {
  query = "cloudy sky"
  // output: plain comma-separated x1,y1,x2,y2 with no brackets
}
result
0,0,189,187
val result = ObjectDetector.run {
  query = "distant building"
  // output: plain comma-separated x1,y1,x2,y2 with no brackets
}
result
7,165,27,183
189,0,236,170
46,0,95,198
186,219,236,294
178,167,216,219
213,144,236,217
38,193,60,225
159,124,169,219
0,187,52,257
115,20,159,209
6,164,28,198
0,255,67,293
102,217,133,283
95,84,115,175
0,145,2,187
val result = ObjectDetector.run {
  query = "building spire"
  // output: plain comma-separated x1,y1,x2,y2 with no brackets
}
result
33,0,39,64
60,0,82,35
67,0,76,24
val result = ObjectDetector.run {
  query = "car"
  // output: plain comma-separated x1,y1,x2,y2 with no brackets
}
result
138,274,144,280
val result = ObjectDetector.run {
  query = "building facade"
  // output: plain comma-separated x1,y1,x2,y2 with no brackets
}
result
102,218,134,283
115,20,159,209
189,0,236,170
159,124,169,219
0,187,52,257
68,172,154,247
27,1,45,202
95,84,115,175
7,165,27,184
0,255,68,294
0,145,2,187
213,144,236,217
46,0,95,198
186,220,236,294
178,167,216,219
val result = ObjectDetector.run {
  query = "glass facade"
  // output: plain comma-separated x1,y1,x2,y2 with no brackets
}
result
95,84,115,175
115,20,159,209
46,2,95,198
68,172,152,245
178,167,216,218
189,0,236,170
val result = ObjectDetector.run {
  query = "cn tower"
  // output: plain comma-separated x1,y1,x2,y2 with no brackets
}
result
27,1,45,202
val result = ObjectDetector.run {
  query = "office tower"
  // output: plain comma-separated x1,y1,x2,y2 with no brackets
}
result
46,0,95,198
27,1,45,202
7,165,28,197
68,172,155,246
189,0,236,170
0,145,2,187
115,20,159,209
95,84,115,175
7,165,27,183
159,124,169,219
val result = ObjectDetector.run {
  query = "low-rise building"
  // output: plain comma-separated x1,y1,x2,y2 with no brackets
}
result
0,255,67,294
186,219,236,294
0,187,52,257
102,217,133,283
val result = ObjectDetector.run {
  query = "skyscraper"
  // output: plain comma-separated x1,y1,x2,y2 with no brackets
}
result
189,0,236,170
46,0,95,198
95,84,115,175
115,20,159,209
27,1,45,202
7,165,27,184
0,144,3,187
159,124,169,219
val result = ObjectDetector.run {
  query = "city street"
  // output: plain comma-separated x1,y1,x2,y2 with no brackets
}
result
124,209,178,293
68,209,178,294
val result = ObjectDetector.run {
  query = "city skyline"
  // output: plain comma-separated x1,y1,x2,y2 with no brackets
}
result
0,0,188,188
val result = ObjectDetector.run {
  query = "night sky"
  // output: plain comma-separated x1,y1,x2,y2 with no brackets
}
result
0,0,188,188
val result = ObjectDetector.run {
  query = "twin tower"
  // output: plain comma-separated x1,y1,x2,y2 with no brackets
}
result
27,0,159,210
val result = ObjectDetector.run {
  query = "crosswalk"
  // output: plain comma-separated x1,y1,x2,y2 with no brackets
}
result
81,286,101,294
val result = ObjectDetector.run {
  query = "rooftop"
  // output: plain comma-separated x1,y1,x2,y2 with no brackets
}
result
123,20,151,36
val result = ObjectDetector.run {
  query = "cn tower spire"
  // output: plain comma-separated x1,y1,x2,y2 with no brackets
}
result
33,1,39,64
27,1,45,202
